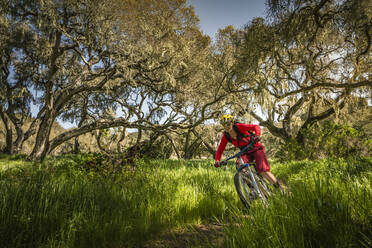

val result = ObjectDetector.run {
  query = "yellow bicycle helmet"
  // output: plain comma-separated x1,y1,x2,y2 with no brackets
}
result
219,114,235,126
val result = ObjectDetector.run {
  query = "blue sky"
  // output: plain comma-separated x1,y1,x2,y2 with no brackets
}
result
188,0,267,39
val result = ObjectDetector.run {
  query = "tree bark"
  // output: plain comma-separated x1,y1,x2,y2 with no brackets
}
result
250,111,290,140
191,129,216,158
116,127,126,153
13,124,24,154
74,109,87,154
0,110,13,154
74,137,80,154
46,119,131,158
28,112,55,161
136,128,143,145
185,139,202,159
164,133,181,159
282,96,307,136
96,130,111,154
5,109,26,154
182,129,202,159
295,98,347,145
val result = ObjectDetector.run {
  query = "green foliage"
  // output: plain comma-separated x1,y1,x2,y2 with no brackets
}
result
277,121,371,160
0,156,237,247
59,153,129,177
74,153,115,173
1,0,214,161
140,138,173,159
224,157,372,248
0,154,32,171
0,155,370,247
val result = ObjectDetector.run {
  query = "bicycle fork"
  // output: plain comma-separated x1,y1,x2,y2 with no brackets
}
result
238,157,267,203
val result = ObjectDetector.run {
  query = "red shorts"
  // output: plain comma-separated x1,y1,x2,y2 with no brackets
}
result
236,146,270,173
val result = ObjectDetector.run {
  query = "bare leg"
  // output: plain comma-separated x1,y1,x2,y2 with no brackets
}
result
260,171,290,192
259,171,278,185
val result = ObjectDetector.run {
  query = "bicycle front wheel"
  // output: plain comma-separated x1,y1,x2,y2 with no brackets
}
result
234,172,256,208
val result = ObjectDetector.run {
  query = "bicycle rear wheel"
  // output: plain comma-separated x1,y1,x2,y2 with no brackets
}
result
254,174,271,206
234,172,257,208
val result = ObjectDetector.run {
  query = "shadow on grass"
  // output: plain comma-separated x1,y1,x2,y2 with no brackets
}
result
0,160,238,248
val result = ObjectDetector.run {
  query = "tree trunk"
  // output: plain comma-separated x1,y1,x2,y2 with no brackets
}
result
74,114,87,154
24,109,43,139
0,111,13,154
249,111,291,141
74,137,80,154
13,123,25,154
136,128,143,145
46,119,130,158
295,97,347,146
191,129,216,158
96,130,110,154
3,125,13,154
28,114,54,161
183,136,201,159
164,133,181,159
117,127,126,153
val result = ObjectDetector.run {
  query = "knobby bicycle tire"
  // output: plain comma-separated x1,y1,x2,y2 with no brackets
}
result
254,174,272,206
234,172,271,208
234,172,256,208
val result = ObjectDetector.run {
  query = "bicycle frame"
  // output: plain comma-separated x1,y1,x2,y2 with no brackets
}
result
236,157,267,203
220,142,271,207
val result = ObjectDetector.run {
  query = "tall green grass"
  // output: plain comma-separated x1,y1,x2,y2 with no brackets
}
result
0,157,238,247
224,158,372,248
0,155,371,247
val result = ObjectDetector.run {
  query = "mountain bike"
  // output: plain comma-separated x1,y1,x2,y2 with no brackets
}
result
219,141,272,208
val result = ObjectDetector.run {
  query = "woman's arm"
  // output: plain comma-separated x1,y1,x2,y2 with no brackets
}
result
215,133,228,161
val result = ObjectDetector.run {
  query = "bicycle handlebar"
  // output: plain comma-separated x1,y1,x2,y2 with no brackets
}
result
221,143,254,163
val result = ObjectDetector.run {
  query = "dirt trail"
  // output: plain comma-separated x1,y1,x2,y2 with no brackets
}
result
143,223,224,248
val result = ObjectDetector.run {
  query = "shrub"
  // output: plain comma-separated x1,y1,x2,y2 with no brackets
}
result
124,137,173,163
66,153,125,175
276,121,371,160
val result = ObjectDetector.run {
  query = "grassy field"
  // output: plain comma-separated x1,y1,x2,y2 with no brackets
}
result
0,153,371,247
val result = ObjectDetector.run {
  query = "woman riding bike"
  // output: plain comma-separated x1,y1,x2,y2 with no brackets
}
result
214,114,281,189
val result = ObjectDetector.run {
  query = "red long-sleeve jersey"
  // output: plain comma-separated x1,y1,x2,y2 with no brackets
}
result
215,123,262,162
